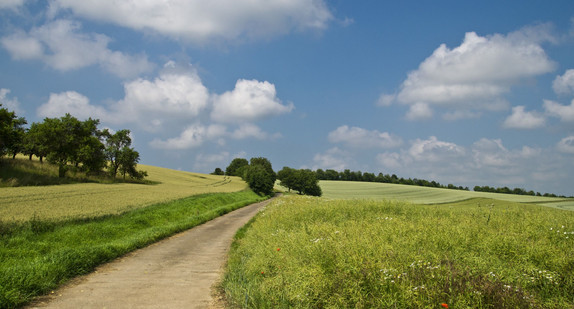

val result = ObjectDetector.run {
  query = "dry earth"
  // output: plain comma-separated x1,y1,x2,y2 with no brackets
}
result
27,196,276,309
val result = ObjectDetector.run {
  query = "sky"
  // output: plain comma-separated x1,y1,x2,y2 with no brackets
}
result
1,1,574,196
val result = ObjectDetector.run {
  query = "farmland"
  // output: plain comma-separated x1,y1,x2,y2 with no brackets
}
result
223,194,574,308
320,180,574,210
0,163,247,222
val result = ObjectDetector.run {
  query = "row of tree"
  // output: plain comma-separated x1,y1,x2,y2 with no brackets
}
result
473,186,564,198
0,104,146,180
315,168,469,191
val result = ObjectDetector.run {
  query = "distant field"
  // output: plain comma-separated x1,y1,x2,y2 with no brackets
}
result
320,180,574,210
0,164,248,222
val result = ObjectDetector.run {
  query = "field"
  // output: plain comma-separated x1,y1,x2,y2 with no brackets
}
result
0,162,247,222
222,194,574,308
320,180,574,210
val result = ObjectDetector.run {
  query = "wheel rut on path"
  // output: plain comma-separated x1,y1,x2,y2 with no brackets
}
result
28,196,276,309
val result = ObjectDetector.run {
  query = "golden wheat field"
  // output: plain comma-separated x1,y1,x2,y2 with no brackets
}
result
0,164,247,222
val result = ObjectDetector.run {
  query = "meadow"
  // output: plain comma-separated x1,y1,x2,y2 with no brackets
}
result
0,159,260,308
320,180,574,211
222,194,574,308
1,159,247,222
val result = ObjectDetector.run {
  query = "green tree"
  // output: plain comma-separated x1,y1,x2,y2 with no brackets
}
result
277,166,296,192
102,129,132,178
225,158,249,176
244,164,274,196
22,122,49,162
249,157,276,183
118,147,145,180
0,104,26,158
211,167,224,175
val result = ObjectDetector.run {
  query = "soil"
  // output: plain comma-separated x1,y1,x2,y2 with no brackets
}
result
27,196,276,309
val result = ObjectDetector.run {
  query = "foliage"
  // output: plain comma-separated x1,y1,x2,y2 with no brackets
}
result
0,191,266,309
0,104,26,158
211,167,225,175
226,158,249,176
225,157,277,196
278,167,322,196
222,195,574,308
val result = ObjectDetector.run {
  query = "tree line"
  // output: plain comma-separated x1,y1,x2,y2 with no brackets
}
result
0,104,146,180
315,168,469,191
473,185,567,198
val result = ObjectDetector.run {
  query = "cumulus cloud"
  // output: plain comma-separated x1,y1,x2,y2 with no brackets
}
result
406,102,433,120
211,79,294,123
312,147,354,171
231,123,268,140
149,124,227,150
503,105,546,129
37,91,108,120
328,125,403,148
544,99,574,122
113,66,209,128
0,19,154,78
52,0,333,43
0,0,24,9
553,69,574,95
193,151,231,171
0,88,22,114
408,136,466,162
384,26,556,119
557,136,574,154
372,136,568,192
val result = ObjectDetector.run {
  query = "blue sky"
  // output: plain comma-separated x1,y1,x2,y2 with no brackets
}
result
1,1,574,195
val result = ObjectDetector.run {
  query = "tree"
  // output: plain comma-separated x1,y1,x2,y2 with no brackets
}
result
211,167,224,175
41,114,87,177
226,158,249,176
118,147,145,180
0,104,26,158
277,166,296,192
244,164,275,196
102,129,132,178
22,122,49,162
249,157,276,183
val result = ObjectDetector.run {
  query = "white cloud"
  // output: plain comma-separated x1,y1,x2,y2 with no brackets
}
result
376,152,403,169
193,151,231,171
442,110,481,121
211,79,294,123
312,147,353,171
37,91,108,120
503,105,546,129
115,69,209,126
389,26,556,119
52,0,333,43
553,69,574,95
1,19,154,78
0,88,22,114
231,123,268,140
544,99,574,122
406,102,433,120
328,125,403,148
0,0,24,9
408,136,466,162
149,124,222,150
557,136,574,154
376,94,395,107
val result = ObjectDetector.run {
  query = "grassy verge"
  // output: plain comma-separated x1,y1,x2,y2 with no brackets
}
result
222,195,574,308
0,190,266,309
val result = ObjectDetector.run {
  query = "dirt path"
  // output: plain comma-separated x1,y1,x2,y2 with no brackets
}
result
28,196,276,309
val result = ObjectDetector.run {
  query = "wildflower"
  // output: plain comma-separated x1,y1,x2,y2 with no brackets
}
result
441,303,449,308
277,248,281,251
261,271,264,275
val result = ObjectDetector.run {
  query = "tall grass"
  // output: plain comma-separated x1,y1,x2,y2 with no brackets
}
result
0,190,265,309
222,195,574,308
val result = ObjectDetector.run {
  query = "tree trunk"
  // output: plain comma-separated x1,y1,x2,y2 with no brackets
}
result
29,154,33,160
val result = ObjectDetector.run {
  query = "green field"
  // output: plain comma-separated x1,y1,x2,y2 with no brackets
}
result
320,180,574,210
222,194,574,308
0,163,247,222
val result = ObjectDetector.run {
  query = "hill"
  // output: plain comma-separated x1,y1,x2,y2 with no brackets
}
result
320,180,574,211
0,158,247,222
